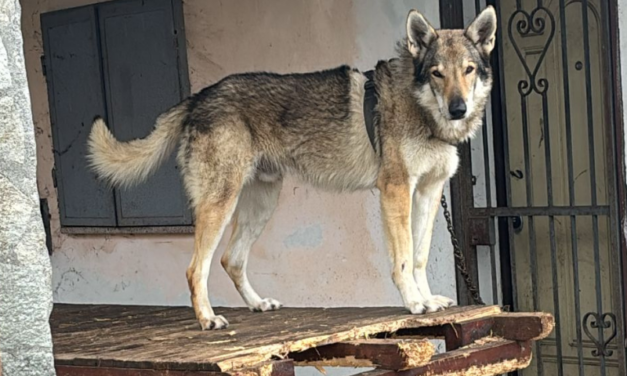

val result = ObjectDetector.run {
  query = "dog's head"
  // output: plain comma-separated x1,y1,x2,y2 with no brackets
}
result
405,7,497,127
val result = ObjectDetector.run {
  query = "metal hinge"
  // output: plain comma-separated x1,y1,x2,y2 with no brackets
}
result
468,217,496,246
51,167,57,188
40,55,47,77
39,198,52,255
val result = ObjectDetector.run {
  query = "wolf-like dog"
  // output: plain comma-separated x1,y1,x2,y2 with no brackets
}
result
87,7,497,330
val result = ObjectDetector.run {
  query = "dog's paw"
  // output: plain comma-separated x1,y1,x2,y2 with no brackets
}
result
199,315,229,330
407,301,427,315
424,295,455,313
251,298,283,312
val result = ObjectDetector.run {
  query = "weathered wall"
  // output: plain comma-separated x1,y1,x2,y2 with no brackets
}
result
620,0,627,185
20,0,455,312
0,0,55,374
618,2,627,274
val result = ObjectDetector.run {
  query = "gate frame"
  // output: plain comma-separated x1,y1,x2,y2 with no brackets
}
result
439,0,480,307
606,0,627,348
440,0,627,367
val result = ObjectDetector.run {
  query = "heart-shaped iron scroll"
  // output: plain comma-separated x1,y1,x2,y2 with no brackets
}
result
507,6,556,96
583,312,617,357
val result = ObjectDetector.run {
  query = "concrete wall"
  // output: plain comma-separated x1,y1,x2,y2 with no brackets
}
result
0,0,55,374
21,0,456,313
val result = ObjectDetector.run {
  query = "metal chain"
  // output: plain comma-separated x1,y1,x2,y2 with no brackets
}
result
440,194,485,306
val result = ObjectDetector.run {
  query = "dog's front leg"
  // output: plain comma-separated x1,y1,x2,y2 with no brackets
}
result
411,179,455,312
379,180,427,314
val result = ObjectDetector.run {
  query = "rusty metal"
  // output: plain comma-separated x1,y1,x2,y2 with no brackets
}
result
441,195,484,306
467,217,495,247
583,312,618,358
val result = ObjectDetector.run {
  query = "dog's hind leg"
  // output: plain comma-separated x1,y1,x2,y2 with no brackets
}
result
221,177,283,312
187,186,242,330
185,135,254,330
412,179,455,312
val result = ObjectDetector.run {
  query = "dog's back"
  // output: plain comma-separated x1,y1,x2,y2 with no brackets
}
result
184,66,380,192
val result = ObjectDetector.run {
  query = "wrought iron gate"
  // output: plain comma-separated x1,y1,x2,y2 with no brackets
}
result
442,0,627,374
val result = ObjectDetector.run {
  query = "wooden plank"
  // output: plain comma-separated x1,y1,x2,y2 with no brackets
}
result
289,339,434,370
51,305,502,372
206,306,502,372
442,318,493,351
56,365,227,375
393,311,554,350
55,360,294,376
231,360,294,376
492,312,555,342
352,339,532,376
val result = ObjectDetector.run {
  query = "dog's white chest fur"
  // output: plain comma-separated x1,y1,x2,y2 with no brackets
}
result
403,140,459,185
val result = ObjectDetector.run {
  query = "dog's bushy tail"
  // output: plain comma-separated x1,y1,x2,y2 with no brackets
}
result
87,103,187,188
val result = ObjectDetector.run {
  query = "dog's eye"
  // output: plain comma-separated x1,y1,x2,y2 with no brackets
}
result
465,66,475,75
432,70,444,78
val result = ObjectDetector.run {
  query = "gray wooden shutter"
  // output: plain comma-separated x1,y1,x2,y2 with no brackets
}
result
98,0,192,226
41,7,117,227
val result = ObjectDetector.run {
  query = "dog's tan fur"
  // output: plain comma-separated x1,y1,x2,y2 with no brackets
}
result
87,7,497,330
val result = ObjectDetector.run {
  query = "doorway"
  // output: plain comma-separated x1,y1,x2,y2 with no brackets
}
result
444,0,627,374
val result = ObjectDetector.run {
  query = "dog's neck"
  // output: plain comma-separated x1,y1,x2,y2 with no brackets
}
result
420,107,484,146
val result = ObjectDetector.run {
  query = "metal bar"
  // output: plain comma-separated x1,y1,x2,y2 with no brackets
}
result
522,77,542,374
581,1,606,374
541,77,554,208
539,71,564,375
474,0,499,307
520,90,541,374
482,118,499,303
491,0,517,313
549,215,564,376
520,82,543,375
452,149,480,305
470,205,610,217
520,87,533,211
440,0,480,306
591,216,604,373
602,0,627,373
478,0,491,210
489,242,498,304
557,0,585,373
484,107,499,304
528,216,543,376
581,0,597,206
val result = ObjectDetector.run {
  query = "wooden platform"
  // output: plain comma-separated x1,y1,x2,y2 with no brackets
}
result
51,304,554,376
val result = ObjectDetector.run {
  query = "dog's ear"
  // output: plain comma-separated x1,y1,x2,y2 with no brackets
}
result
465,6,497,56
406,10,438,58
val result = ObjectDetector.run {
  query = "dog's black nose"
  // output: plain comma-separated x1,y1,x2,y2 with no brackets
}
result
448,98,467,120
